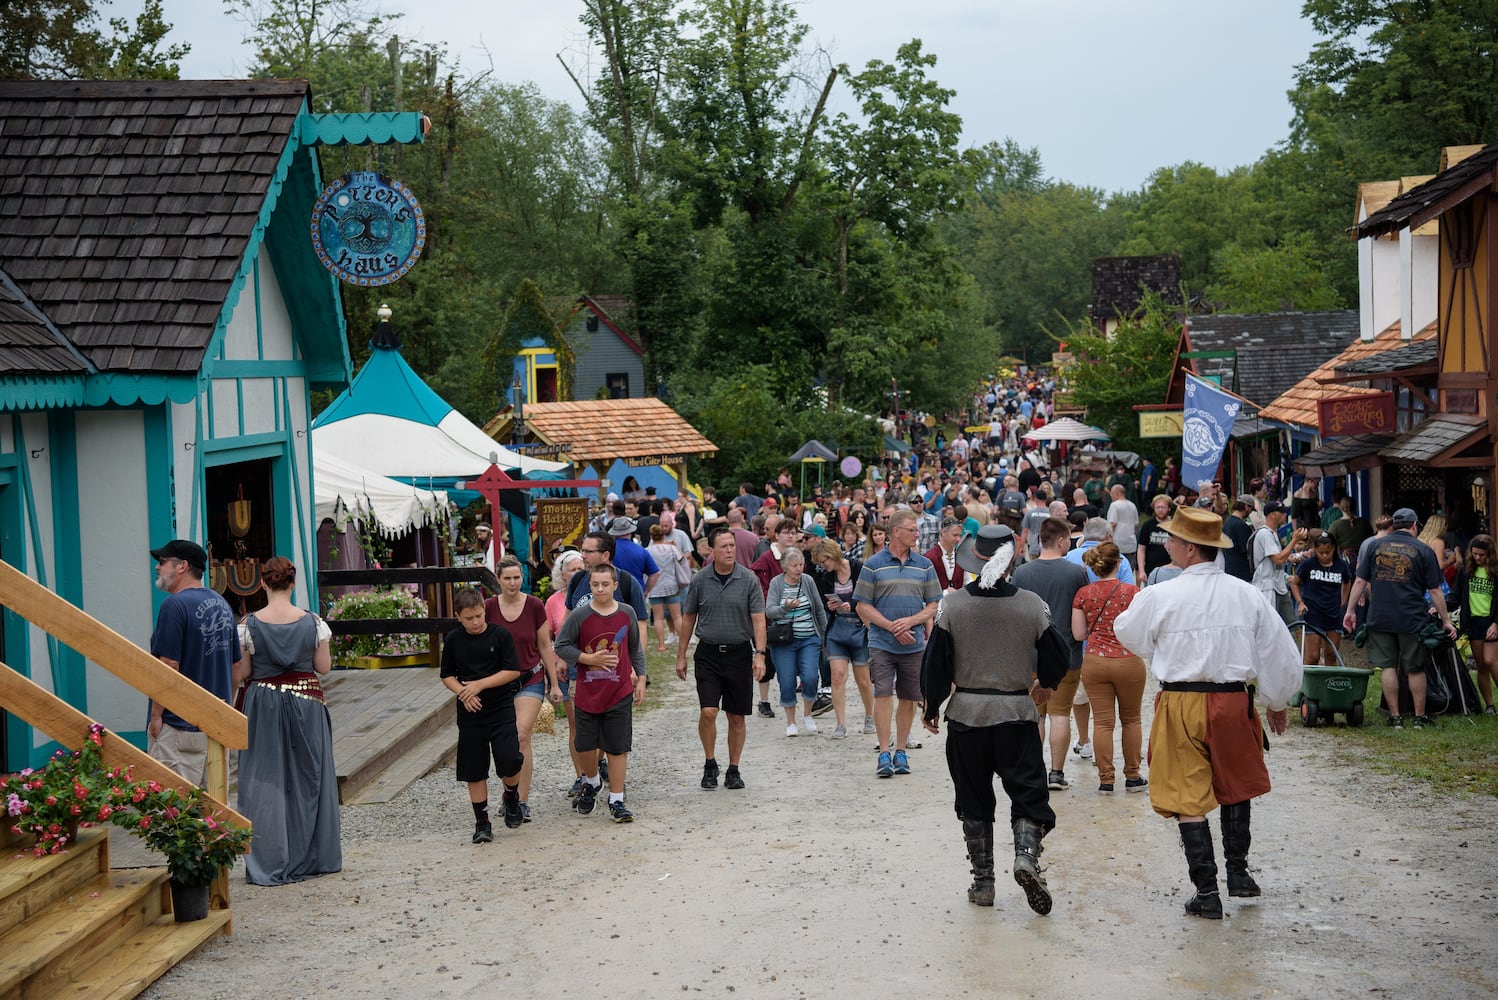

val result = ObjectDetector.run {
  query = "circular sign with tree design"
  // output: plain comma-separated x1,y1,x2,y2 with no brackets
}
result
310,171,426,286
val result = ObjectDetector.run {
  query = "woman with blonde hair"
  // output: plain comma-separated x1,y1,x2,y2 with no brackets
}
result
1071,541,1146,796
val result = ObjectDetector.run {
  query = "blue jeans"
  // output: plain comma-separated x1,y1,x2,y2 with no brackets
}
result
771,635,821,707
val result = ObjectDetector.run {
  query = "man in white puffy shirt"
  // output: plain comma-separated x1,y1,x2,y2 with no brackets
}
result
1113,507,1302,921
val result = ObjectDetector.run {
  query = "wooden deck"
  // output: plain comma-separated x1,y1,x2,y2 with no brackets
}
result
323,665,454,804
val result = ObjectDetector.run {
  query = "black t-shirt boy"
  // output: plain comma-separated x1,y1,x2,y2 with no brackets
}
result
440,624,522,726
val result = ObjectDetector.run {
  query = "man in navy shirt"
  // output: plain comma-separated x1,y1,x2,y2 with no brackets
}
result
566,531,648,620
148,539,239,786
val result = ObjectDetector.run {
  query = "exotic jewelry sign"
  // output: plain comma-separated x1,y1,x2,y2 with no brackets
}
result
1317,393,1395,438
310,172,426,286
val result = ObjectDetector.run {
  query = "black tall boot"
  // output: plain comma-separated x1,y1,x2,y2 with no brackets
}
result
1179,820,1222,919
962,818,995,906
1011,818,1052,916
1220,800,1260,897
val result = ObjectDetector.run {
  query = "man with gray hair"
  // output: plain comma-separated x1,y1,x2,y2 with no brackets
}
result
1065,518,1137,585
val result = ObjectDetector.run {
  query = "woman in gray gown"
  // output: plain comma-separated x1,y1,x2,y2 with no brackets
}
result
233,556,342,885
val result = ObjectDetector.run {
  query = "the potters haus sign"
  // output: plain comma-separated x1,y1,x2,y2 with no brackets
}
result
311,171,426,285
1317,393,1395,438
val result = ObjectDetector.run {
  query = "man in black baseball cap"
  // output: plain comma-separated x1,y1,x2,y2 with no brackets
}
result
148,539,237,785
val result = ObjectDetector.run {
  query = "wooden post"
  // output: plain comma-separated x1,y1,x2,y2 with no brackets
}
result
206,737,232,917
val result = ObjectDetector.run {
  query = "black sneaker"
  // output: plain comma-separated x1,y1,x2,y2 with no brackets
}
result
757,701,775,719
1412,715,1434,729
724,766,745,790
810,693,834,717
608,799,634,823
1047,770,1070,791
575,781,598,815
472,821,493,844
1125,777,1149,793
1098,784,1114,795
567,776,585,798
701,759,720,790
502,786,524,829
599,757,610,783
1387,714,1405,729
520,802,532,823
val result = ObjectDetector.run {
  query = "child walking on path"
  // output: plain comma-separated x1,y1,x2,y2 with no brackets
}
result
442,588,526,843
554,564,648,822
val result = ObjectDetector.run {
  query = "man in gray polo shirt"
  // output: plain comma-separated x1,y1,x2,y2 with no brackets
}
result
677,526,767,790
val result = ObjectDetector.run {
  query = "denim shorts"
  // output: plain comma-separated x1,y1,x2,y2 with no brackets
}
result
650,594,681,607
824,616,870,665
515,674,547,701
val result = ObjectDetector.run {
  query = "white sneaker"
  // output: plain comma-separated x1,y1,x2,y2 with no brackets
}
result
1073,742,1094,760
802,717,818,735
786,724,799,738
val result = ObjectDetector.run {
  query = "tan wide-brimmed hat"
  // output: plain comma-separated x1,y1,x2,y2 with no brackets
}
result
1160,505,1234,549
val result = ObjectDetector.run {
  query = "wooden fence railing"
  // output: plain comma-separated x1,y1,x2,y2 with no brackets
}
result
320,566,501,666
0,559,249,911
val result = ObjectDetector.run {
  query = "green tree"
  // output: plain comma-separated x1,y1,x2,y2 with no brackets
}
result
1116,162,1272,296
1,0,189,79
1296,0,1498,170
1205,232,1341,313
1056,292,1182,457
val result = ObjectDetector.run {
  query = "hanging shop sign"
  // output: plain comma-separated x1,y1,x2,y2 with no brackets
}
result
1317,393,1395,438
1139,411,1185,438
535,498,590,549
310,171,426,286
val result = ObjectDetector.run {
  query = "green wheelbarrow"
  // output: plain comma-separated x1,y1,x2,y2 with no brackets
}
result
1287,620,1374,728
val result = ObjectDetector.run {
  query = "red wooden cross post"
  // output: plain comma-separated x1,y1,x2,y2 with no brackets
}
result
462,463,601,559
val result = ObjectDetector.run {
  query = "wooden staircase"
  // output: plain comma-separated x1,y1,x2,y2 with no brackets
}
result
0,560,248,998
0,824,228,998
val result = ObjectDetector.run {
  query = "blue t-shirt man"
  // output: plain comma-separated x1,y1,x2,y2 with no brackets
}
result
852,547,942,654
150,587,238,730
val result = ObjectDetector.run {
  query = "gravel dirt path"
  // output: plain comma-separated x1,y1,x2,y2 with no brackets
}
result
141,652,1498,1000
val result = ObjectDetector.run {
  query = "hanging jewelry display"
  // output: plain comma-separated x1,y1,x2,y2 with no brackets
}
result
226,539,262,596
228,484,253,538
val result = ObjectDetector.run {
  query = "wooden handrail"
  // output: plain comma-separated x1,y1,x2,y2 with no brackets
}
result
0,560,247,750
0,663,249,828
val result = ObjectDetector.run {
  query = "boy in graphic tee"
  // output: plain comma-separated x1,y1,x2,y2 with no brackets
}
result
441,588,526,843
553,564,648,822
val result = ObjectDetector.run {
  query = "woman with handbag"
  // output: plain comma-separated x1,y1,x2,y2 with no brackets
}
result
810,539,874,739
647,523,689,652
232,557,341,885
765,548,828,737
1071,541,1147,796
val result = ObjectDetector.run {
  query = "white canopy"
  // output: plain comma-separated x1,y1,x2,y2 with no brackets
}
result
311,342,568,479
1022,417,1111,443
314,452,449,537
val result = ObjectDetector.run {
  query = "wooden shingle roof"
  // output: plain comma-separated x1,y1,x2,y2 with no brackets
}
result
1358,141,1498,239
1091,255,1183,320
0,79,310,375
1259,320,1437,428
1183,310,1358,409
494,397,716,463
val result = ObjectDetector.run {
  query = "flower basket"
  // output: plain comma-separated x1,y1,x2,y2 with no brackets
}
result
326,587,431,665
3,724,113,856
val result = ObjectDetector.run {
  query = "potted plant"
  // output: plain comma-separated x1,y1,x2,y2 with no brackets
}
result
3,723,114,856
325,586,431,667
111,782,253,922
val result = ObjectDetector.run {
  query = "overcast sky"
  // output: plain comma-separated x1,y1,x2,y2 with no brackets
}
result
115,0,1323,193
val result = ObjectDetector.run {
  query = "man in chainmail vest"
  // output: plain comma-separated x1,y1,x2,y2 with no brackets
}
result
921,524,1069,915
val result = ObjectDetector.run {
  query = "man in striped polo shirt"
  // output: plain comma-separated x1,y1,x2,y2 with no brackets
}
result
854,508,942,777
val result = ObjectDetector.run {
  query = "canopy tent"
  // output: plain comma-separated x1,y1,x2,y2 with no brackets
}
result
788,440,838,463
788,439,838,495
314,452,448,537
312,339,567,482
1022,417,1111,443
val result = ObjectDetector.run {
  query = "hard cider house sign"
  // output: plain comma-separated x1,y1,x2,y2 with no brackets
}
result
310,170,426,285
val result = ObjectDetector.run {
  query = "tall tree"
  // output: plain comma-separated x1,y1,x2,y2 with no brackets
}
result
1,0,189,79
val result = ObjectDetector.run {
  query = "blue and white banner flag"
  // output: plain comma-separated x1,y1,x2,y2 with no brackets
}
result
1180,374,1240,495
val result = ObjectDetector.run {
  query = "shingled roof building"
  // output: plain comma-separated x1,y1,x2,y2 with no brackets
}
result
0,80,354,763
1090,255,1184,336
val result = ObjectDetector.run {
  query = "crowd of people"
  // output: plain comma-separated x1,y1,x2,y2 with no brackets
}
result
136,372,1494,920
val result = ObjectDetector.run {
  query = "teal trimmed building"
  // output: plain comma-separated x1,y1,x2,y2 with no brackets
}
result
0,81,417,769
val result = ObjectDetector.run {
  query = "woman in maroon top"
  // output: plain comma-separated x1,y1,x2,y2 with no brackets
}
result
1071,541,1146,795
485,556,563,822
